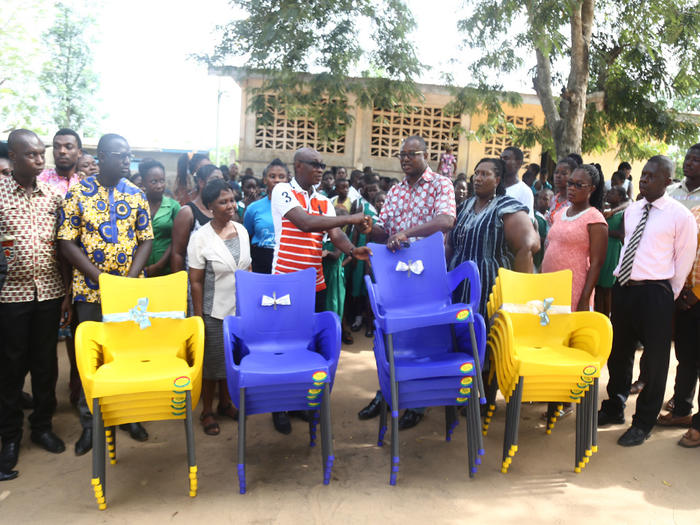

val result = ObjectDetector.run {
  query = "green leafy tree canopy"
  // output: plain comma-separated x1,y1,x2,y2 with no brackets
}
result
40,2,100,133
200,0,424,142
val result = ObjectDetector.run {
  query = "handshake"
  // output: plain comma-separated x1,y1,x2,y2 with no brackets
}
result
349,213,374,234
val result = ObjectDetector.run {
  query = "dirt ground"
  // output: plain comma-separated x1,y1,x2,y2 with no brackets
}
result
0,338,697,525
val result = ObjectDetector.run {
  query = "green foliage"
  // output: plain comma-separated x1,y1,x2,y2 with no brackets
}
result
39,3,99,133
200,0,424,143
461,0,700,161
0,2,51,133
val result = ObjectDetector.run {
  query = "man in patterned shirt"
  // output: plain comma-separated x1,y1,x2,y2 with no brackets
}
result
0,130,72,481
57,133,154,455
358,135,457,430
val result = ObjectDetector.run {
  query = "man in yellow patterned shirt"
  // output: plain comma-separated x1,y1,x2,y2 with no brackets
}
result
57,133,153,455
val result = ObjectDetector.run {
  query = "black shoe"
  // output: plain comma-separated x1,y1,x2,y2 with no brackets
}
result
272,412,292,434
75,428,93,456
398,409,423,430
0,469,18,481
21,392,34,410
30,431,65,454
119,423,148,442
598,410,625,427
358,393,383,420
0,440,20,470
289,410,311,422
365,327,374,338
617,425,650,447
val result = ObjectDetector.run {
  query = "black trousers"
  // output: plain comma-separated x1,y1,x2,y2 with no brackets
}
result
315,289,327,313
75,302,103,430
672,301,700,419
250,245,274,275
0,298,61,441
601,282,674,433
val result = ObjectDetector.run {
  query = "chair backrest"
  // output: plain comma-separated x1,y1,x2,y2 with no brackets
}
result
99,272,187,315
233,268,316,350
367,232,451,313
496,268,573,309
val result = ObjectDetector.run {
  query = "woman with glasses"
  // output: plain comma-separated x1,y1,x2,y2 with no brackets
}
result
541,164,608,312
446,157,540,317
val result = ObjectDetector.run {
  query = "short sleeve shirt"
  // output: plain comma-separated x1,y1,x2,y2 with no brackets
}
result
379,167,456,239
667,180,700,210
57,176,154,303
0,177,65,303
270,178,335,291
38,168,81,197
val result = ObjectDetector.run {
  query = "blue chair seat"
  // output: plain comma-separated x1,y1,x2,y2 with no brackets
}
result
238,351,330,388
394,353,475,382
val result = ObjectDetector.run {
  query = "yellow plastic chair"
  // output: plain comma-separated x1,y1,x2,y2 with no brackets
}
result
483,269,612,474
75,272,204,510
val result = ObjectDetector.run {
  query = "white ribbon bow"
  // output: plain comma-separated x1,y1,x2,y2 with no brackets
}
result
395,259,424,276
499,298,571,326
102,297,185,330
261,292,291,309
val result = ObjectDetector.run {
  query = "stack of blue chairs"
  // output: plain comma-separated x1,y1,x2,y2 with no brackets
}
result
364,232,487,485
223,268,341,494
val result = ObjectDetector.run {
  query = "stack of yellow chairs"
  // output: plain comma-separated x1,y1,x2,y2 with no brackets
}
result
75,272,204,510
483,269,612,474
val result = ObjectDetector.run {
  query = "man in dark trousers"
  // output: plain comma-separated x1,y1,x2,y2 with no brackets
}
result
0,130,72,481
598,155,697,446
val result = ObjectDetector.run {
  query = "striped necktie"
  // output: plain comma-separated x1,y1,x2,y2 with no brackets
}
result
617,203,652,286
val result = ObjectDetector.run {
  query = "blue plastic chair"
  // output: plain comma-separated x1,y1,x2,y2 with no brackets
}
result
223,268,341,494
364,231,487,484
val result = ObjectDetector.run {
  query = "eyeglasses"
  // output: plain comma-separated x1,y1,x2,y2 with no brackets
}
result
566,180,591,189
398,151,424,160
104,151,133,162
299,160,326,170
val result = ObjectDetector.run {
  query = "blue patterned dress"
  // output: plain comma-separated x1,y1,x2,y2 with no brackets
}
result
448,196,528,316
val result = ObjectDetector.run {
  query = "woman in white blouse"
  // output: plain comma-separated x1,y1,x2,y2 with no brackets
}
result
188,178,251,436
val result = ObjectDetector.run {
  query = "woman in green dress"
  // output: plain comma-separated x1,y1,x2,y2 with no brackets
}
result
594,186,627,317
140,159,181,277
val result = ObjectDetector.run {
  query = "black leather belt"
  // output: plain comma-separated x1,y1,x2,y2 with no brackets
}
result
620,279,672,294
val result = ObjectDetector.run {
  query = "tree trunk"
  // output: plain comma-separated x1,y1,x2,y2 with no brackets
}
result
530,0,595,161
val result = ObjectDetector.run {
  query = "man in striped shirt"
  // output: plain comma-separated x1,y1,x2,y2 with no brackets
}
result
270,147,371,434
271,148,371,313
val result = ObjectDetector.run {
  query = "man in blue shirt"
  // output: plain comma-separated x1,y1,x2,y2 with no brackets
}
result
243,159,289,274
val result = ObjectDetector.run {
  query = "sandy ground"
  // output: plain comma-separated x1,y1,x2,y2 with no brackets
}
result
0,337,698,525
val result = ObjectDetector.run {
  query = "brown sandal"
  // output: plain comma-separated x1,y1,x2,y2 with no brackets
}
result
217,403,239,421
200,412,220,435
678,428,700,448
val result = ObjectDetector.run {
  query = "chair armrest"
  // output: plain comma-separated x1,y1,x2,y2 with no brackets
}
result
567,311,613,364
182,316,204,370
364,274,385,325
74,321,106,407
447,260,481,309
312,311,342,380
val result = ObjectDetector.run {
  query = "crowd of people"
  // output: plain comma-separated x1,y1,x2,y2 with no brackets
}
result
0,127,699,484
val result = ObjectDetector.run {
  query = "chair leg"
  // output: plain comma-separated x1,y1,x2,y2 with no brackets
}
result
309,409,319,447
386,333,400,486
583,386,593,467
546,403,563,435
321,383,334,485
184,390,197,497
467,319,486,404
106,426,116,465
377,397,387,447
465,400,476,478
482,368,498,436
591,378,599,455
470,381,485,461
91,399,106,510
502,377,523,473
575,397,583,473
445,406,459,442
237,388,246,494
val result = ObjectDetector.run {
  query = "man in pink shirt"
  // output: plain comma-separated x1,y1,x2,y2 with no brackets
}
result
37,129,82,197
598,155,698,446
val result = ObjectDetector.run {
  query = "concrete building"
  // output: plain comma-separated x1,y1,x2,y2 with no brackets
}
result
213,66,644,183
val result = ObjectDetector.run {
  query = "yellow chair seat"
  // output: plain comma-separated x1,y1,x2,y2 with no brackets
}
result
92,355,194,398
